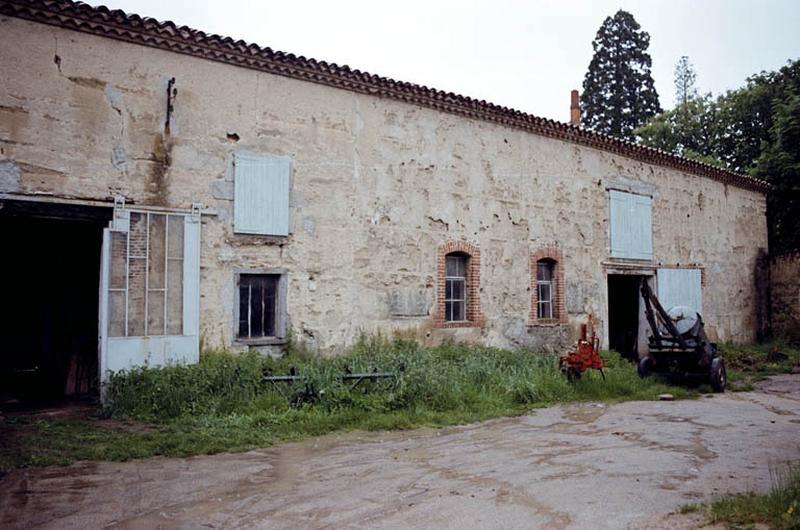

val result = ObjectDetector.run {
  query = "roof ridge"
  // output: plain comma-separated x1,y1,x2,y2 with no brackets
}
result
0,0,770,193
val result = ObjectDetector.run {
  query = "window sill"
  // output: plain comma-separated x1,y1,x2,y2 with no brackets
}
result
528,320,565,327
235,337,287,346
228,233,290,246
437,321,480,329
605,256,653,264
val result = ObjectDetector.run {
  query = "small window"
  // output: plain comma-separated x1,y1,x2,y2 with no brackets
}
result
445,254,467,321
238,274,280,339
537,259,555,320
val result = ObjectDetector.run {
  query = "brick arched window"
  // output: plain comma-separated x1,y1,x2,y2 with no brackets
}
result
529,245,566,324
436,241,482,328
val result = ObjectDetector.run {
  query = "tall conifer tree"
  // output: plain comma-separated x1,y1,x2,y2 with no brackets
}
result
674,56,698,106
581,10,661,139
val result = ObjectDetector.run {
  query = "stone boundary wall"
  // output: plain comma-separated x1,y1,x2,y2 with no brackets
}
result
771,252,800,344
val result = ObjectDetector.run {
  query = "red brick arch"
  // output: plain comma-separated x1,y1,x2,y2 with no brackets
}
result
435,241,483,328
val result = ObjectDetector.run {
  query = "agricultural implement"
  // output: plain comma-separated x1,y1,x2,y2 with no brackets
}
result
263,366,398,403
638,280,726,392
559,315,605,381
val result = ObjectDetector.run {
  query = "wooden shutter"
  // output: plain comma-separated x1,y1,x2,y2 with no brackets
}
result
610,190,653,260
657,268,703,315
234,153,291,236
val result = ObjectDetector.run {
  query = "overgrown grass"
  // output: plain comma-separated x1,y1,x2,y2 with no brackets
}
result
719,342,800,391
2,337,696,472
691,462,800,529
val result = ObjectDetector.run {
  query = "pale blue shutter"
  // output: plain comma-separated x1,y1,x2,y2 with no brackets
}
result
234,153,291,236
657,268,703,314
631,194,653,260
610,190,652,260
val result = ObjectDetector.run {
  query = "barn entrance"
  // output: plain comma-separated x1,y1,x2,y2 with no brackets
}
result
607,274,646,360
0,199,111,404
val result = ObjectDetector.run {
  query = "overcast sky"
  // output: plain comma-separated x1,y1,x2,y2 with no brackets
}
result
94,0,799,122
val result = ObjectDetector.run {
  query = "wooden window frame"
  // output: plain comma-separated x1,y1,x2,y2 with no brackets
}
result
233,268,288,345
436,241,483,328
529,245,567,325
444,254,468,322
536,259,555,320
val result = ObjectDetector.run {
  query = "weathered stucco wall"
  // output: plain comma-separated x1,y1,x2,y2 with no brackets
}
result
771,253,800,344
0,16,769,352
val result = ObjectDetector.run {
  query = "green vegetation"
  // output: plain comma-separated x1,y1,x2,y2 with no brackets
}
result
691,462,800,529
580,10,661,140
720,342,800,391
0,338,693,472
636,58,800,253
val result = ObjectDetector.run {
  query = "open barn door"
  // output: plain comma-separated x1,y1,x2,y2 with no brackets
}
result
656,268,703,315
99,206,200,387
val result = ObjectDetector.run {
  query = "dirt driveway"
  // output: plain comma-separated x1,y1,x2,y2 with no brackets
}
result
2,375,799,529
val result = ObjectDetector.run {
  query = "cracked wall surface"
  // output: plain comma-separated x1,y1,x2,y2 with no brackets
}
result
0,16,769,352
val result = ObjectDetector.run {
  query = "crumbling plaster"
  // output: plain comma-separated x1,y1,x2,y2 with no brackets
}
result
0,16,768,352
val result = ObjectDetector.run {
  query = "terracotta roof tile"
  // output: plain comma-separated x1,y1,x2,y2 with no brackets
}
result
0,0,770,193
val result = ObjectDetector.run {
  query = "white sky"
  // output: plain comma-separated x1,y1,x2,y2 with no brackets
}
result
94,0,800,122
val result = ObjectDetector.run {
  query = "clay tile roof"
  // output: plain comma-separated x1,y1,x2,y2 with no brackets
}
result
0,0,770,193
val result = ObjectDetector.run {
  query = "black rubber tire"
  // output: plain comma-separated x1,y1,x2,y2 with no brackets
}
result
637,356,653,378
710,357,727,393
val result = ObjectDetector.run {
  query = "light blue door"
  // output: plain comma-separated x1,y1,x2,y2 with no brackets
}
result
657,268,703,315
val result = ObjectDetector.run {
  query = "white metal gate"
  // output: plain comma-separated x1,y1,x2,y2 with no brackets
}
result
99,206,200,384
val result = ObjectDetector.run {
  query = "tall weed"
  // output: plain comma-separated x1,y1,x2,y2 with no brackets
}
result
104,338,691,423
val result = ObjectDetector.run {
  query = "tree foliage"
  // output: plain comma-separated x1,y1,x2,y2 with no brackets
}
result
581,10,661,140
674,56,698,106
636,59,800,252
754,92,800,253
636,94,721,165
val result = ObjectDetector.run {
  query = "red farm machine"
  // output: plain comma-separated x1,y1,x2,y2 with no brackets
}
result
559,315,605,381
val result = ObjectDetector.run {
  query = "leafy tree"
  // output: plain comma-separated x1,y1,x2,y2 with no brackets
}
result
754,92,800,253
637,58,800,252
581,10,662,140
716,60,800,173
674,56,698,106
636,94,720,165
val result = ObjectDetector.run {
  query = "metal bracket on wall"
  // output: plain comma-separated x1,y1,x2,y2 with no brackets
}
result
111,195,129,231
165,77,177,135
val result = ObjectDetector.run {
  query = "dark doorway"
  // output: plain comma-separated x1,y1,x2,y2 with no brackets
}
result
607,274,645,360
0,200,110,404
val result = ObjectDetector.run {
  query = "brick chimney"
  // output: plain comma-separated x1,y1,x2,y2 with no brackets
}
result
570,89,580,126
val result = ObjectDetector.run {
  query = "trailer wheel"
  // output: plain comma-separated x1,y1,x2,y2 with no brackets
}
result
637,357,653,378
710,358,727,392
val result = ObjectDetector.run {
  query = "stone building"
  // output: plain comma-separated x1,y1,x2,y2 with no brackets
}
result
771,252,800,344
0,0,769,398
